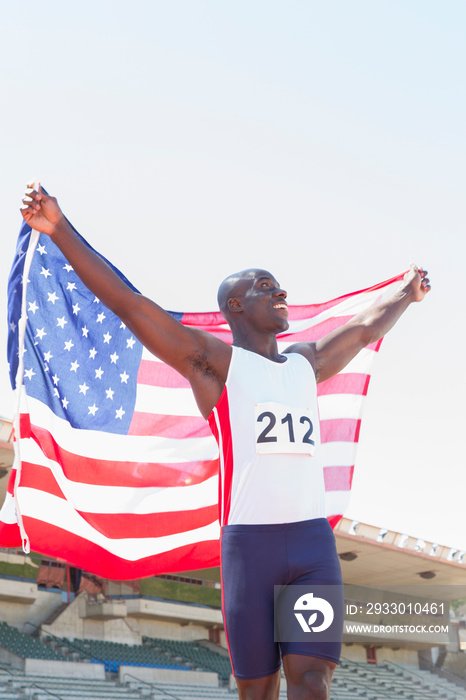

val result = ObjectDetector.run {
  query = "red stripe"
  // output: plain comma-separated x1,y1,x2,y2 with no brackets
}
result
75,504,218,539
323,465,355,491
320,418,361,443
19,463,66,499
0,522,22,547
6,469,16,496
128,412,211,438
26,423,217,487
137,360,191,388
208,388,233,527
23,516,220,578
317,373,370,397
327,514,343,529
280,316,353,343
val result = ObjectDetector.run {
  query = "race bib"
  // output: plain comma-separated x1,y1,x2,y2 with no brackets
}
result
254,402,316,456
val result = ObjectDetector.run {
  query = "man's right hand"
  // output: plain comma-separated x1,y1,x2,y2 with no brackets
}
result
21,182,65,237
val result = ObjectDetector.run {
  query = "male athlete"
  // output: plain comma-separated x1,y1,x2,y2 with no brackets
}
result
21,184,430,700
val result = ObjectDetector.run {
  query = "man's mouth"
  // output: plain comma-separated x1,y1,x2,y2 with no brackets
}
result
273,303,288,310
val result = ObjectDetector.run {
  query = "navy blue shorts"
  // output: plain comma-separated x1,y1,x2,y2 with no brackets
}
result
220,518,343,680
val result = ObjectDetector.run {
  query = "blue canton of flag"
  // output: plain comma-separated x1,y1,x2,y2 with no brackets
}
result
8,220,146,434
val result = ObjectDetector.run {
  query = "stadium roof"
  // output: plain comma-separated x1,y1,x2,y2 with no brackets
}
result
335,517,466,597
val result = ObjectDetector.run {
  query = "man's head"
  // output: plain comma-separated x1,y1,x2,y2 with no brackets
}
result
217,268,289,336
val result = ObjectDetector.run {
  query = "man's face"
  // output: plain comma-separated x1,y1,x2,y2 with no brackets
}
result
231,269,289,334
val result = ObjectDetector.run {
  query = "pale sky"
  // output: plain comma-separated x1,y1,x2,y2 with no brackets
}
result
0,1,465,552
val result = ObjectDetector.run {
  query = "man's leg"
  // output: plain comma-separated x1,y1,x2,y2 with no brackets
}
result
282,654,336,700
235,669,281,700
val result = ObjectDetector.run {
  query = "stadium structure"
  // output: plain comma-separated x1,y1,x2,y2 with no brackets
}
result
0,416,465,700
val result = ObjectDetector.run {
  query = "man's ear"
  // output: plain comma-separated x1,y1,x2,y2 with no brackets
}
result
228,297,242,313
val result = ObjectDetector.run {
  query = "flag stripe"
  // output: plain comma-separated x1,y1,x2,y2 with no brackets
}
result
21,517,220,579
128,412,212,438
18,455,218,513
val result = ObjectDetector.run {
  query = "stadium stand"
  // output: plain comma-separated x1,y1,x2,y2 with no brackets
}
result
0,622,67,662
143,637,232,681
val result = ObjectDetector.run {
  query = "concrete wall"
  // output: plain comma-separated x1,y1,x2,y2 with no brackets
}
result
0,647,25,670
24,659,105,678
0,582,63,633
118,665,218,686
44,593,217,646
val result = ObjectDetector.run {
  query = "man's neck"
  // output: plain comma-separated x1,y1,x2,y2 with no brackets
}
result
231,331,285,362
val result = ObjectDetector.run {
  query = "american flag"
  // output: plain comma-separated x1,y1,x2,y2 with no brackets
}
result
0,219,404,579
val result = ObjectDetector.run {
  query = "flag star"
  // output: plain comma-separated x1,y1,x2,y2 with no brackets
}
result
95,367,104,379
89,347,97,359
57,317,67,329
103,332,112,344
47,291,59,304
37,244,47,255
93,297,100,303
72,303,81,315
105,388,114,400
63,263,73,272
120,371,129,384
126,337,136,349
17,247,24,257
70,360,80,372
62,397,69,409
79,383,89,395
53,388,60,398
52,373,60,385
97,312,106,324
9,321,17,332
120,322,126,330
64,339,74,352
110,352,119,364
35,327,47,340
40,267,52,279
44,351,53,363
88,404,98,416
28,300,39,314
24,368,35,380
115,407,125,420
82,326,89,337
67,282,77,292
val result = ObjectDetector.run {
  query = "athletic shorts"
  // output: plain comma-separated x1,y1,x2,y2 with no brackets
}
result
220,517,343,680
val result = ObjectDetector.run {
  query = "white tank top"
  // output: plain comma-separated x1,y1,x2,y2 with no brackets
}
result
208,346,326,526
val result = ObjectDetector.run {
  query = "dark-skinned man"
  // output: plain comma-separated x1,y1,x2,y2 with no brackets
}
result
21,184,430,700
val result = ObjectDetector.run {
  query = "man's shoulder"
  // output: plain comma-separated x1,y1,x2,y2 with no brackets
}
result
284,342,317,373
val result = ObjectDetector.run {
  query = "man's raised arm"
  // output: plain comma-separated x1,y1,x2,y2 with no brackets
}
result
288,265,431,383
20,184,230,411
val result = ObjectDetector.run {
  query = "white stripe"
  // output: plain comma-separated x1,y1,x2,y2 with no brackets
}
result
0,493,19,524
134,383,201,417
26,396,218,463
319,441,358,467
19,438,217,513
212,407,225,525
283,281,400,335
18,489,220,559
318,394,365,421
